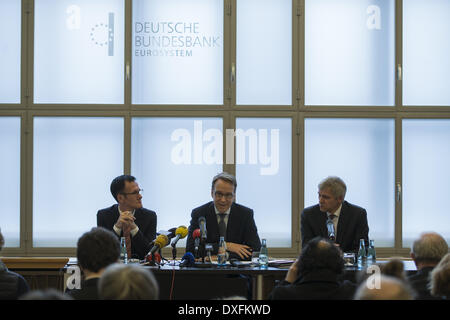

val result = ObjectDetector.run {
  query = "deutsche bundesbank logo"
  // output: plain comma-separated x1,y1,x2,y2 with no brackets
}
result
66,5,114,56
90,12,115,56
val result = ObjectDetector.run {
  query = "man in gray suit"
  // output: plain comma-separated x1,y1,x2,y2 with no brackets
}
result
301,176,369,253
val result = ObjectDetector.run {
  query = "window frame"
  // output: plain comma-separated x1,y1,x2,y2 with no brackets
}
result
1,0,449,257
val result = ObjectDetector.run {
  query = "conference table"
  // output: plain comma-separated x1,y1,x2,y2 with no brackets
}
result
145,262,288,300
139,259,418,300
5,257,418,300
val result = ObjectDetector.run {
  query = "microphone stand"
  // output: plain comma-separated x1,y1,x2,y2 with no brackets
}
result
200,239,206,263
171,244,177,260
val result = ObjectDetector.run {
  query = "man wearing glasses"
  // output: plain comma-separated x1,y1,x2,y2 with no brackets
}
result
186,172,261,261
97,175,157,260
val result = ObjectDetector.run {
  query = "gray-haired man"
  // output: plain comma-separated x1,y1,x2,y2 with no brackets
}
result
301,176,369,252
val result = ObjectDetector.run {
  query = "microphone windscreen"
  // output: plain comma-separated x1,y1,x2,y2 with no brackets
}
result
155,234,169,248
146,252,161,263
192,228,201,239
175,226,188,238
167,227,177,238
181,252,195,263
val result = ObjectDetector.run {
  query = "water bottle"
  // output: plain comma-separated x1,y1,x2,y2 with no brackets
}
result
120,237,128,264
357,238,366,270
367,239,376,262
258,239,268,269
217,236,227,266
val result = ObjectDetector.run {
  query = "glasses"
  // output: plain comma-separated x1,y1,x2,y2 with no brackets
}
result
121,189,143,196
214,191,234,200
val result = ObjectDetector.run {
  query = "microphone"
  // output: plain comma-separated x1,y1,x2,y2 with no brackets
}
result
171,226,188,247
158,228,177,240
193,228,201,257
198,216,207,241
145,252,161,264
179,252,195,267
326,218,336,242
193,228,201,250
148,234,169,256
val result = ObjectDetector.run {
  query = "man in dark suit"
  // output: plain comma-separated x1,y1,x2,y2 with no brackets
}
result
269,237,356,300
301,176,369,253
186,172,261,261
97,175,157,260
408,232,448,300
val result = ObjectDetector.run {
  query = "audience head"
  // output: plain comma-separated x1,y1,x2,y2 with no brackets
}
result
411,232,448,268
297,237,344,277
77,227,120,274
380,258,406,281
354,275,414,300
99,263,159,300
357,259,406,287
0,228,4,251
216,295,247,300
20,289,73,300
430,253,450,298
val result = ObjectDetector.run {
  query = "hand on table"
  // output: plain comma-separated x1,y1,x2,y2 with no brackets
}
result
226,242,252,260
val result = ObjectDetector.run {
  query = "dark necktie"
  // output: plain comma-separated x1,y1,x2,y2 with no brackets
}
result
328,214,337,237
218,213,227,238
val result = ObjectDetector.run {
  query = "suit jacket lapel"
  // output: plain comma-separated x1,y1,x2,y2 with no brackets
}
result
112,204,120,226
134,208,142,227
207,202,219,241
318,210,328,238
336,201,349,245
226,203,238,241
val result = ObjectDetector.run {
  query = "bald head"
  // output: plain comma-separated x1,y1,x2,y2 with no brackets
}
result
411,232,448,267
317,239,332,250
354,275,414,300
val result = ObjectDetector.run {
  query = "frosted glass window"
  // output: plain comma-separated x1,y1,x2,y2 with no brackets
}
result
305,119,395,247
0,117,21,247
132,0,223,105
236,0,292,105
305,0,395,106
403,120,450,247
34,0,124,104
236,118,292,247
0,0,21,103
403,0,450,106
132,118,222,246
33,117,124,247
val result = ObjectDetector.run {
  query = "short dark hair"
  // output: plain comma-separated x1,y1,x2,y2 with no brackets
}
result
76,227,120,273
110,175,136,202
211,172,237,192
298,237,345,276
